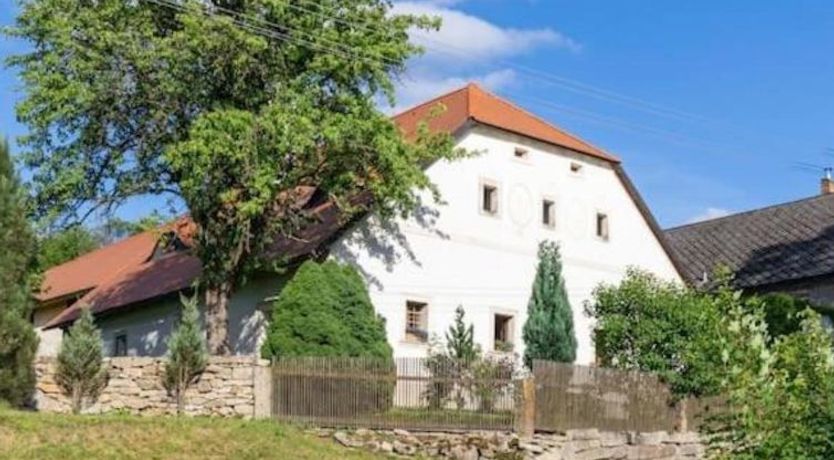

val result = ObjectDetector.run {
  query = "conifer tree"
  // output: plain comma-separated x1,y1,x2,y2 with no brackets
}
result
164,292,208,415
56,308,107,414
522,241,577,368
0,137,39,407
445,306,479,363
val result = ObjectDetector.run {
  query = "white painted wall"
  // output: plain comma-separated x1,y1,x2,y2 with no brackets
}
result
331,125,681,364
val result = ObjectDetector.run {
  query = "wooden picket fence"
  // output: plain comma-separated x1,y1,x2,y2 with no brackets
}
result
270,357,721,434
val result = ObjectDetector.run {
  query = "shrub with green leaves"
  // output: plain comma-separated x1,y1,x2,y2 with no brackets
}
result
523,241,577,368
585,268,725,398
705,309,834,460
56,309,107,414
164,293,208,415
0,137,39,407
261,260,392,361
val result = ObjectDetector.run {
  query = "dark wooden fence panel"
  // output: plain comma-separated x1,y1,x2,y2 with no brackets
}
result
272,357,517,431
533,361,680,433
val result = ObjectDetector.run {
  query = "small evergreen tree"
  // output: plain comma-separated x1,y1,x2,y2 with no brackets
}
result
445,306,479,363
261,260,392,361
164,292,208,415
522,241,577,368
0,136,39,407
56,308,107,414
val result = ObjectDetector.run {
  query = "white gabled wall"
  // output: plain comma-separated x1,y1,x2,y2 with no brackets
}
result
331,124,680,364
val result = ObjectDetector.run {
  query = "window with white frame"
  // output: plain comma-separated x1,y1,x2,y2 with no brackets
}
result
405,301,429,343
493,314,514,352
542,199,556,229
596,212,610,241
481,182,499,215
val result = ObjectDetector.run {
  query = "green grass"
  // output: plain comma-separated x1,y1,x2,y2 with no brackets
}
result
0,408,389,460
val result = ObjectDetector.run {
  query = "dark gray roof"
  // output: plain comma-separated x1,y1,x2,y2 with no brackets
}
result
665,194,834,288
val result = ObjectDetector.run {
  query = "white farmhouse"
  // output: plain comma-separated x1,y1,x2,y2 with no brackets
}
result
33,84,682,364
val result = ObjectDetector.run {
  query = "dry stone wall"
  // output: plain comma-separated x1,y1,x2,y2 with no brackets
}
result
323,428,704,460
35,356,272,418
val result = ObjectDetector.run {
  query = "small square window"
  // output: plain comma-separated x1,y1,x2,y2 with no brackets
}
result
481,184,499,215
114,333,128,357
596,212,610,241
405,301,428,343
514,147,529,160
494,314,514,352
542,199,556,228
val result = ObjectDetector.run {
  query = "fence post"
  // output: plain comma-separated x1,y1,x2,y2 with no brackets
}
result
515,376,536,439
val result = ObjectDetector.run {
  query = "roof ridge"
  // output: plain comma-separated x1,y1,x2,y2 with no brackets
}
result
467,84,618,162
666,193,834,232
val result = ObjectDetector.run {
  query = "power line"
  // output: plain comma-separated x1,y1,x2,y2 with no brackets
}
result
287,0,710,124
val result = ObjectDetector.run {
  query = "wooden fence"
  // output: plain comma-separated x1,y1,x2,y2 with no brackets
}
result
532,361,719,433
272,357,518,431
271,357,720,434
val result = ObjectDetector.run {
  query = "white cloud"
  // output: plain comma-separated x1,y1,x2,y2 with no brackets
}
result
392,1,581,66
391,68,517,114
686,207,733,224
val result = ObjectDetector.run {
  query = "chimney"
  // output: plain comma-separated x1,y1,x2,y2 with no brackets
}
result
822,168,834,195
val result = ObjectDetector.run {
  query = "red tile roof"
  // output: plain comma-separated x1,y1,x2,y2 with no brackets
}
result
41,84,623,326
393,83,619,163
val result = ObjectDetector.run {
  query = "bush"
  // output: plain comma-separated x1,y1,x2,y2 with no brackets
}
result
522,241,576,368
706,309,834,459
758,292,814,340
262,260,394,416
164,293,208,415
56,309,107,414
585,268,724,398
261,260,392,361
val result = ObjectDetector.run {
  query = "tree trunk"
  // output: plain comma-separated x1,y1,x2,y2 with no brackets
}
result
205,281,232,355
71,384,82,414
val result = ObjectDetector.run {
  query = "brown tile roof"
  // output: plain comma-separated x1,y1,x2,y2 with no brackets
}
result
393,83,619,163
36,231,158,303
42,84,628,327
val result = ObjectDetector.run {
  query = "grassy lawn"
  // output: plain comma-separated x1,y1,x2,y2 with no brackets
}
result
0,408,389,460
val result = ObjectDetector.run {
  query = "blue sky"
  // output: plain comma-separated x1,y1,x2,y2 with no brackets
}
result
3,0,834,228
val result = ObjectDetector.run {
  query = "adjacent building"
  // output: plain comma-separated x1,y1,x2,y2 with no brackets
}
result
34,84,683,364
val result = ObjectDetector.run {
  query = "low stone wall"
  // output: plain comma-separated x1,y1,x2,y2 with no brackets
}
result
324,428,704,460
35,356,272,418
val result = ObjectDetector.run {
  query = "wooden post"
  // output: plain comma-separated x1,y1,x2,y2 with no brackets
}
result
515,377,536,439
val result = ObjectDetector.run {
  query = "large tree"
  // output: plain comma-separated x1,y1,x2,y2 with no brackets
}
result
522,241,577,368
0,137,39,407
8,0,462,354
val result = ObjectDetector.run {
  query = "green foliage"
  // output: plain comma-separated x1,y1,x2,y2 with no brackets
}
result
522,241,577,368
36,226,101,271
706,310,834,460
758,293,813,340
163,293,208,415
56,309,107,414
585,268,726,398
445,306,480,363
261,260,392,362
0,137,39,407
7,0,465,353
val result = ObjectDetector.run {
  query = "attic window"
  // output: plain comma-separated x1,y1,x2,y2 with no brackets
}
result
514,147,529,160
542,199,556,229
570,162,583,174
481,182,499,216
596,212,610,241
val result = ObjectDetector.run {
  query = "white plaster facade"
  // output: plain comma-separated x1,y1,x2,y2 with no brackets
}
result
40,123,680,365
331,124,681,364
